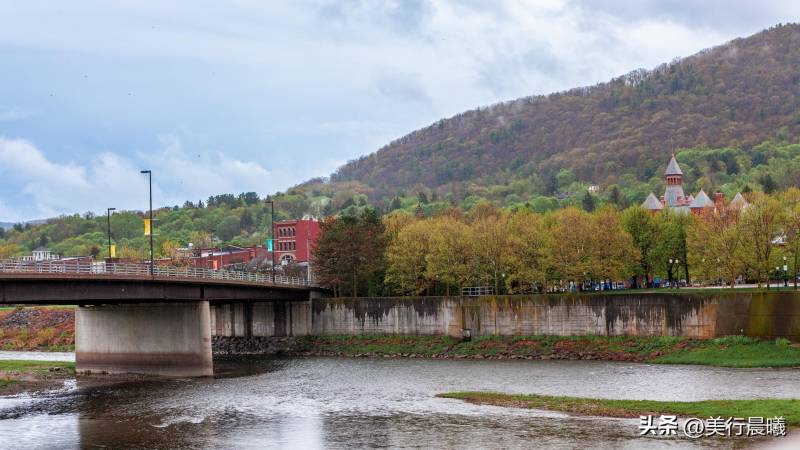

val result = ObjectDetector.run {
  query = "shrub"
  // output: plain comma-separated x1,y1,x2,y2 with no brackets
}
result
36,327,55,344
711,335,759,346
775,337,791,348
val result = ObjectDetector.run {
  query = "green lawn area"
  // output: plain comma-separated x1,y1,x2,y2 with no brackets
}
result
653,336,800,368
439,392,800,425
0,305,77,311
0,360,75,374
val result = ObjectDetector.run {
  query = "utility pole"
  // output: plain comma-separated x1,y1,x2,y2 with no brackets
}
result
265,196,275,281
140,170,154,276
106,207,116,260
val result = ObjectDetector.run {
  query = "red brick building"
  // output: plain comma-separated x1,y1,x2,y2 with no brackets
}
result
190,246,268,270
274,217,320,264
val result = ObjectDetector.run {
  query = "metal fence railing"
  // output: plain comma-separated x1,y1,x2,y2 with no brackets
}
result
0,260,312,287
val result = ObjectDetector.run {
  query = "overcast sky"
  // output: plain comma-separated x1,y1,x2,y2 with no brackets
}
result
0,1,798,221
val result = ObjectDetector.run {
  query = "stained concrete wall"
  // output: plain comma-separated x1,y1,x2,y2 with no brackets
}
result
309,295,718,338
211,292,800,340
76,301,213,377
210,300,311,337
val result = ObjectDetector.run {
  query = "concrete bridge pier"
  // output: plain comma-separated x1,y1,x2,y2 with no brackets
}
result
76,301,213,377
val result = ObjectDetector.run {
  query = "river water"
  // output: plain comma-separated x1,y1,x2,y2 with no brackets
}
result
0,353,797,449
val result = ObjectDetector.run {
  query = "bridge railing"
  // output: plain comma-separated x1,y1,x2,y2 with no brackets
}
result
0,260,312,287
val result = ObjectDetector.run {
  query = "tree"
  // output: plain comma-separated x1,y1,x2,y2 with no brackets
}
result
621,207,659,287
759,173,778,194
189,231,213,249
608,185,623,206
504,211,548,292
650,211,690,286
781,189,800,289
739,193,783,287
689,215,746,287
544,208,595,289
385,219,430,295
425,216,473,295
239,210,255,232
312,209,386,296
470,212,510,293
581,191,596,212
0,242,20,259
217,216,241,242
590,207,639,281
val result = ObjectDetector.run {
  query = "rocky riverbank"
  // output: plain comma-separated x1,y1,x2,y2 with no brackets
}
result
0,306,75,352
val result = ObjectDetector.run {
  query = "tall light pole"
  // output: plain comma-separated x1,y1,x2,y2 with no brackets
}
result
265,196,275,281
107,207,116,260
140,170,154,276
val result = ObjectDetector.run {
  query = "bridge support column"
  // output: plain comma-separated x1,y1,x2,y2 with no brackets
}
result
76,301,213,377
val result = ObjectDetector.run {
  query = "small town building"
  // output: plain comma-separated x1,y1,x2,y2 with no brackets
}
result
274,215,320,264
22,246,58,262
642,154,749,217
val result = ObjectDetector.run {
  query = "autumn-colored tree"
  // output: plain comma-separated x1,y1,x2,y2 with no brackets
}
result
590,207,639,281
424,216,473,295
689,215,746,287
544,208,595,289
739,193,784,287
470,212,510,293
621,207,659,287
385,219,431,295
311,208,386,297
504,211,548,292
0,242,21,259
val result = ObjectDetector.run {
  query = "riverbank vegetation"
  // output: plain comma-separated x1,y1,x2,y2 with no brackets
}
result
292,334,800,368
438,392,800,425
0,306,75,351
0,360,75,393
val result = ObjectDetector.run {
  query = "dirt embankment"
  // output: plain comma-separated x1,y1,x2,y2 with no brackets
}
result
0,307,75,351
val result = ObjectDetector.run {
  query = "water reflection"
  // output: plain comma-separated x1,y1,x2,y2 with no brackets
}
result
1,357,796,449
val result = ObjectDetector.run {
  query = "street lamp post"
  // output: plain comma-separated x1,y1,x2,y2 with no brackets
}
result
106,207,116,260
140,170,154,276
783,256,788,288
265,196,275,282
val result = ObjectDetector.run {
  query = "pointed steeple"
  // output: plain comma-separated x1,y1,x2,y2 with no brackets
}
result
665,153,683,176
642,192,664,211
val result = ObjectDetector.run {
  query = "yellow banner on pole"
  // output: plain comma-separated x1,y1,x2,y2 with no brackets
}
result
144,219,151,236
110,244,116,258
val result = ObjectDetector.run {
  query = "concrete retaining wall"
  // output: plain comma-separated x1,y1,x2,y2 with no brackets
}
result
210,292,800,341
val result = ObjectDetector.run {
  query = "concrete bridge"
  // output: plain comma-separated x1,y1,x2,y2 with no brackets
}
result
0,262,328,377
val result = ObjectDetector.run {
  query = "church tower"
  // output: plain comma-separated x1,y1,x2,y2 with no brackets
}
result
663,153,687,208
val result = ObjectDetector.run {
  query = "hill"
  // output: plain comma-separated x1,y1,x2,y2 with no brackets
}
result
305,23,800,208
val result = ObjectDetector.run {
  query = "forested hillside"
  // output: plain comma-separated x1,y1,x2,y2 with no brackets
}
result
313,23,800,205
2,24,800,259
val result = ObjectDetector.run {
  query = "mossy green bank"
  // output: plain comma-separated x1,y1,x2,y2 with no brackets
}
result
293,334,800,368
439,392,800,425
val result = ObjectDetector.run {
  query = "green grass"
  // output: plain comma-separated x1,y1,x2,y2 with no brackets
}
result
653,336,800,368
0,360,75,374
439,392,800,425
295,334,460,357
0,305,77,311
294,334,800,367
0,379,15,388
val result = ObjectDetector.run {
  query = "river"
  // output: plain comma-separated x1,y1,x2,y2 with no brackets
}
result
0,353,797,449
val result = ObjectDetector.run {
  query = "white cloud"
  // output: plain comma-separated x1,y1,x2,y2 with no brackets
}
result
0,136,280,221
0,2,798,220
